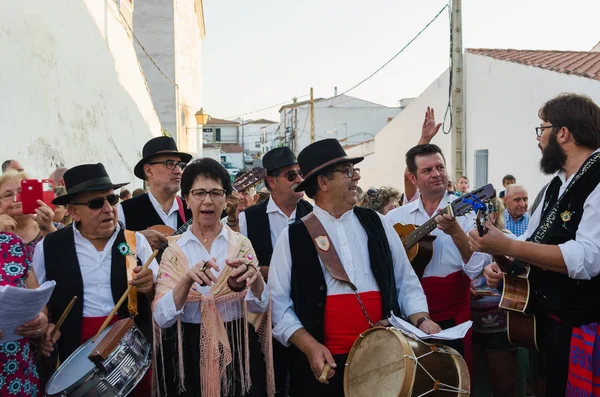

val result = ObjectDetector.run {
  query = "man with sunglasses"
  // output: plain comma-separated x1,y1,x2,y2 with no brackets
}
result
268,139,437,397
31,163,158,395
118,136,193,250
227,146,312,396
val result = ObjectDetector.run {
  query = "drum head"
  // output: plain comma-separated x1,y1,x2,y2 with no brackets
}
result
344,327,415,397
45,325,113,395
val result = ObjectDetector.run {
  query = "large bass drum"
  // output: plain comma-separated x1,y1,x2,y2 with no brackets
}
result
344,327,470,397
45,321,151,396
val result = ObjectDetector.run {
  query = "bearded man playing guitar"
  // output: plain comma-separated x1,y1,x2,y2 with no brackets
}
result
470,93,600,397
386,143,477,371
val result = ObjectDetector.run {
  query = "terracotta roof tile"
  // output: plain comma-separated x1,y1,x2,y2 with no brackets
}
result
206,117,240,125
467,49,600,81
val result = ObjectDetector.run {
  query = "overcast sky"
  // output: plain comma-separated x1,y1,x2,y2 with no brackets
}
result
201,0,599,121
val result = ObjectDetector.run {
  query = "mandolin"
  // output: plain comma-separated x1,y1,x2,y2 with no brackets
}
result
474,208,541,351
394,184,496,278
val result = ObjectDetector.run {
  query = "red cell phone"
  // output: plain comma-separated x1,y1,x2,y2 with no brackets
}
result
21,179,55,214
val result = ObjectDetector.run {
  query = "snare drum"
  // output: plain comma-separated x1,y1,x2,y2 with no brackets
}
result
45,321,151,396
344,327,470,397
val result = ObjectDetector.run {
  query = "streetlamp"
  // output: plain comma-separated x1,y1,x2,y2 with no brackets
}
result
195,108,210,156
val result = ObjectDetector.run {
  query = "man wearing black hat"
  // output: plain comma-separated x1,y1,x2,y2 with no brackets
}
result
32,163,158,394
268,139,439,397
118,136,193,249
227,146,312,396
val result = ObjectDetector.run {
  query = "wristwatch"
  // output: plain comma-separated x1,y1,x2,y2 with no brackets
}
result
415,316,430,329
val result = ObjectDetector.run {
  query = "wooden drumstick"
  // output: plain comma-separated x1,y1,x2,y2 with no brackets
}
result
37,296,77,359
93,249,158,342
319,363,332,383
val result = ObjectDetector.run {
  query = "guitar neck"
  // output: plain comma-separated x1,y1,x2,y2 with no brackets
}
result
172,218,193,236
404,217,439,249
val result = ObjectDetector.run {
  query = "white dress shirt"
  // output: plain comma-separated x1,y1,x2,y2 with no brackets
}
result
518,148,600,280
268,204,428,347
32,223,159,317
117,191,180,230
385,191,476,278
153,226,269,329
237,197,298,249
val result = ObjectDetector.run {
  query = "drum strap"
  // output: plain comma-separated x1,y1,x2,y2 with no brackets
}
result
124,230,139,316
302,212,374,327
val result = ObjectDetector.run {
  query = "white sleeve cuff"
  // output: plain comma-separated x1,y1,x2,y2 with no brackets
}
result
245,283,269,313
559,241,591,280
279,324,303,347
153,289,185,328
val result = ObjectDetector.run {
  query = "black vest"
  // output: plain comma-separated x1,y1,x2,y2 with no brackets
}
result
43,227,152,359
288,206,400,344
120,193,192,231
244,198,313,267
530,156,600,326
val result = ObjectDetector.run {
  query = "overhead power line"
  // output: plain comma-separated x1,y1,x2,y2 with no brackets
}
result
222,3,449,120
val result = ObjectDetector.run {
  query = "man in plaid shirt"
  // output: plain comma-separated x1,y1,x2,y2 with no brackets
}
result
503,184,530,236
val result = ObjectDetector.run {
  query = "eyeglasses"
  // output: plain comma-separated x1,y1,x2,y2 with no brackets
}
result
535,125,555,138
330,167,360,179
71,194,120,209
190,188,226,201
282,170,303,182
147,160,187,170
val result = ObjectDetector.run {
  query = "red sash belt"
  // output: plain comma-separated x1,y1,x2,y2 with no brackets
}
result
323,291,382,355
420,270,472,372
420,270,471,322
80,315,119,344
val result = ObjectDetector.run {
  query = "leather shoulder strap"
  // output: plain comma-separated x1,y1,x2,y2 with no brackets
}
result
123,230,139,315
301,212,356,290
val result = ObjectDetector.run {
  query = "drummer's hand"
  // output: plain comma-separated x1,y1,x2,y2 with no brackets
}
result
130,266,154,294
306,342,336,383
484,263,502,289
419,319,442,334
16,312,48,338
185,259,220,288
39,324,60,357
373,319,391,327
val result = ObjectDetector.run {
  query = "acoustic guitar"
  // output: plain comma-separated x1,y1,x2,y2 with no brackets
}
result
474,208,540,351
394,184,496,278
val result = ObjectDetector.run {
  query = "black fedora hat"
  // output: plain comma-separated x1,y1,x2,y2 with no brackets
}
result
53,163,129,205
262,147,297,173
134,136,193,180
294,139,363,192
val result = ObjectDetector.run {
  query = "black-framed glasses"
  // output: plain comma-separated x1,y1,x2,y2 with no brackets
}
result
282,170,303,182
147,160,187,170
70,194,120,210
190,188,226,201
330,167,360,179
535,125,555,138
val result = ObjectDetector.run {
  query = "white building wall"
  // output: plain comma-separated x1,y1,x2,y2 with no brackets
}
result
0,0,161,187
356,70,452,192
133,0,176,135
464,53,600,197
203,125,239,143
241,123,276,155
174,0,204,155
134,0,203,155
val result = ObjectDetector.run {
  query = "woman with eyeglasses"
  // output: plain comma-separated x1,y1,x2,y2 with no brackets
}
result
152,158,274,397
0,171,57,260
358,186,402,215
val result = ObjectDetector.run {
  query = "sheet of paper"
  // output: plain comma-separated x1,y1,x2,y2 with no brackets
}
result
0,280,56,342
388,312,472,341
